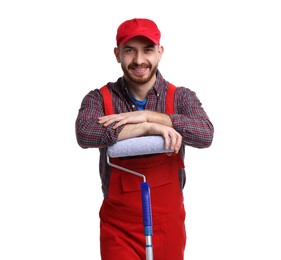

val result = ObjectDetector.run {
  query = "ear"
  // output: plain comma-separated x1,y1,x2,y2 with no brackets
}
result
114,47,121,63
158,45,164,62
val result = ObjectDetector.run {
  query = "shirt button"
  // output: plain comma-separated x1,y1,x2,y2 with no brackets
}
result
132,104,135,109
157,93,160,97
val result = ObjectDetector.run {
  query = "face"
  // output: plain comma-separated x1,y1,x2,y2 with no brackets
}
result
114,36,164,85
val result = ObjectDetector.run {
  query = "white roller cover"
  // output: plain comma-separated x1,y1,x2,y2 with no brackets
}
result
107,136,174,158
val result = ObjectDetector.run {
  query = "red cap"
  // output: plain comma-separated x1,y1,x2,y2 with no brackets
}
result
116,18,161,46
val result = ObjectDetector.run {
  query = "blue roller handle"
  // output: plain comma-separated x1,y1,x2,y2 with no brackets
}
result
140,182,153,236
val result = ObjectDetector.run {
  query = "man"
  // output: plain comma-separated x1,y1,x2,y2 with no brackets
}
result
76,18,214,260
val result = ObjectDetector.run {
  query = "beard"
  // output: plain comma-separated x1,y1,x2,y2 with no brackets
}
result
121,62,158,85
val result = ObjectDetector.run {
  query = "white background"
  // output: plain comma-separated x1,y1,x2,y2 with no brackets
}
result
1,0,281,259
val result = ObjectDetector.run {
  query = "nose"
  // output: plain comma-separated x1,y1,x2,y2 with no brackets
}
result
133,51,145,65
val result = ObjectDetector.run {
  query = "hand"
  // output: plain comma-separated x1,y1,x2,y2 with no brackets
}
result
147,123,182,153
98,111,148,129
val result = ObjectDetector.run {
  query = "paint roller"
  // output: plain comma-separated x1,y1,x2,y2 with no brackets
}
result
107,135,174,158
107,135,174,260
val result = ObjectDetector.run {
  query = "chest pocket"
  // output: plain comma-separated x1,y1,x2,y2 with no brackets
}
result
109,152,184,193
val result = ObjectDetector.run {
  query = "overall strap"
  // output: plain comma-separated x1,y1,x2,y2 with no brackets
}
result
100,83,176,116
100,85,114,115
165,83,176,114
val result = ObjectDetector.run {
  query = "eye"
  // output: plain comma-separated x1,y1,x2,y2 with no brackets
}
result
124,48,134,53
144,48,154,53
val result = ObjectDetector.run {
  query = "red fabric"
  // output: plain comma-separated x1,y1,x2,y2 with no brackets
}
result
165,83,176,114
116,18,161,46
100,153,186,260
100,85,114,115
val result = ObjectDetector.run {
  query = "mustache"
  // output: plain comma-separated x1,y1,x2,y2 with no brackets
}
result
128,63,151,69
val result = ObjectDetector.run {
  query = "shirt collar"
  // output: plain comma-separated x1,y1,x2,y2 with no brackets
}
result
153,70,167,95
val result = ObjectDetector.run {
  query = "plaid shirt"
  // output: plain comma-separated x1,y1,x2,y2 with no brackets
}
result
76,71,214,197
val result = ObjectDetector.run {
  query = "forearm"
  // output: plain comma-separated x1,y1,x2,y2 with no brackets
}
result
98,110,172,129
98,110,178,147
146,110,173,127
76,119,123,148
75,90,123,148
166,87,214,148
143,92,214,148
118,121,182,153
117,121,171,141
117,122,149,140
169,114,214,148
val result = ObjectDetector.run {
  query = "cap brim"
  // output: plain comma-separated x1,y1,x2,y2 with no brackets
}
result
118,33,159,45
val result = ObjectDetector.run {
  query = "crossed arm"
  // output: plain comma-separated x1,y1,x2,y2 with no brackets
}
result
98,110,182,153
76,87,213,151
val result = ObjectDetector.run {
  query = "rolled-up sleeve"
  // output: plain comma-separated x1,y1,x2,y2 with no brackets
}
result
75,89,124,148
169,87,214,148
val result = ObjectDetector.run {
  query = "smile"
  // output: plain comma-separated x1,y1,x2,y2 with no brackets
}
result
130,66,149,74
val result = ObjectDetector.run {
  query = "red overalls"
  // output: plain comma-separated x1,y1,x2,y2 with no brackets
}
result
99,84,186,260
